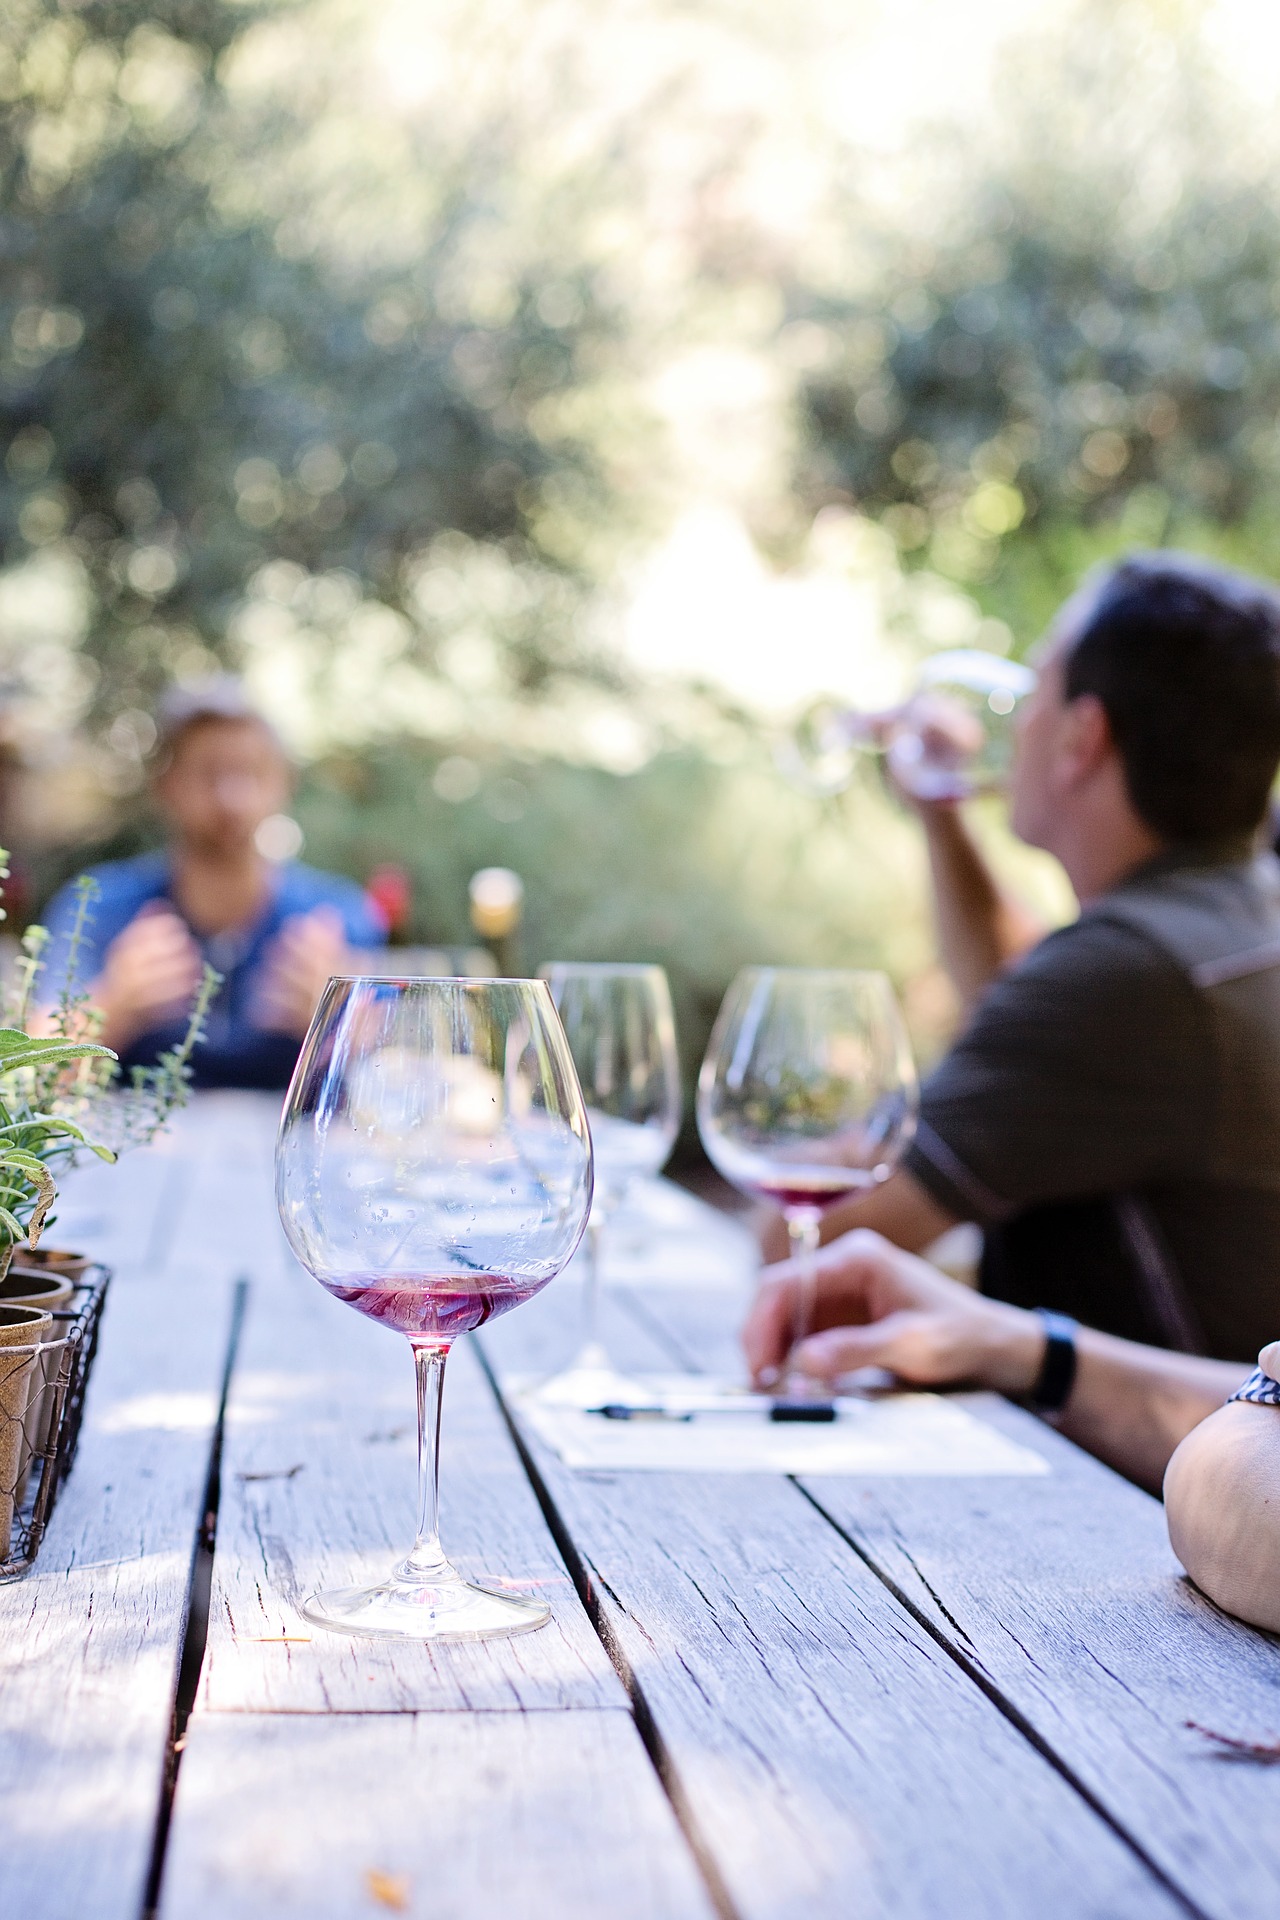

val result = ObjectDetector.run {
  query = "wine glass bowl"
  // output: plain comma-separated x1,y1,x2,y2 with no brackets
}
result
698,968,917,1387
276,976,592,1641
780,649,1036,802
885,650,1035,802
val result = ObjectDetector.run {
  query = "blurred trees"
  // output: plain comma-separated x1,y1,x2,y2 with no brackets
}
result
293,735,943,1086
0,0,620,745
10,0,1280,1064
791,1,1280,624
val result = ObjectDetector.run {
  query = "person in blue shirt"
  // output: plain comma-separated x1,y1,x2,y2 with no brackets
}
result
39,679,385,1090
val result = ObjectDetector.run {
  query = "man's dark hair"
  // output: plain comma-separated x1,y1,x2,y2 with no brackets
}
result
1064,552,1280,841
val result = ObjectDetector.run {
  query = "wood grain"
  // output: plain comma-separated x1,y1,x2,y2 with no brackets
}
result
161,1709,715,1920
486,1318,1187,1920
166,1099,713,1920
803,1395,1280,1920
19,1095,1277,1920
623,1282,1280,1916
0,1125,238,1920
198,1265,628,1714
164,1093,620,1710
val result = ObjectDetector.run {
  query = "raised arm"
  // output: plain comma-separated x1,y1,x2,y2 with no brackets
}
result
917,804,1044,1013
742,1229,1247,1493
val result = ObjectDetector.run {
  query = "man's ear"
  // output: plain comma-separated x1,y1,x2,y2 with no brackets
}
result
1057,692,1114,789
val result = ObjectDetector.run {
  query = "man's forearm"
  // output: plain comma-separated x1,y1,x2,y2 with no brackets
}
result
1055,1329,1248,1492
921,808,1042,1011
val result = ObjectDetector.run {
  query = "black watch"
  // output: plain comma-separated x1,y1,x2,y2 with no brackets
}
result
1029,1309,1078,1413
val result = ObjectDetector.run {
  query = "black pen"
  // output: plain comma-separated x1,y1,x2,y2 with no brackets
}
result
595,1403,693,1422
593,1399,838,1422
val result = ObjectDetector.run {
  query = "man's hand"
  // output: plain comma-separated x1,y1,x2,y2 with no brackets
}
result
92,905,204,1050
253,906,348,1038
743,1228,1045,1396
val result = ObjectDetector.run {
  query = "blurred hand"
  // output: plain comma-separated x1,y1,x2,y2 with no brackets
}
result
253,906,348,1038
91,905,204,1051
742,1228,1044,1396
865,702,968,820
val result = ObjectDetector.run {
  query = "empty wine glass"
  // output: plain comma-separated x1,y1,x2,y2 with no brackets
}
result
532,963,682,1409
276,977,592,1642
697,968,917,1390
779,649,1036,802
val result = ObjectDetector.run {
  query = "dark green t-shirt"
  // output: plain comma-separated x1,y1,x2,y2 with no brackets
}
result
905,842,1280,1362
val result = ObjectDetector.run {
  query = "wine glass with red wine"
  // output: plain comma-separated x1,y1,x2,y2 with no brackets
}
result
697,968,917,1384
276,977,592,1642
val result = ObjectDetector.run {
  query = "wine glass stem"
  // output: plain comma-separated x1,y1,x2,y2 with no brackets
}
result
405,1339,451,1581
786,1208,823,1379
578,1212,609,1367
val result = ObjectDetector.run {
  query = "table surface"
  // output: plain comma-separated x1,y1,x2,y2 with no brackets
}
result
2,1091,1279,1920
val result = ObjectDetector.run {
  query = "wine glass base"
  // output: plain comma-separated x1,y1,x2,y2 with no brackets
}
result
529,1358,656,1412
300,1574,550,1643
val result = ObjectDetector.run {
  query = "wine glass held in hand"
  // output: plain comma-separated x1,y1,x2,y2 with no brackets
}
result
781,649,1036,803
276,977,592,1642
697,968,917,1393
532,963,682,1410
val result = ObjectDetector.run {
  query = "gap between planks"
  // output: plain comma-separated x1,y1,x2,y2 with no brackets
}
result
141,1278,250,1920
0,1134,247,1920
475,1332,761,1920
485,1288,1210,1920
618,1281,1280,1919
791,1478,1209,1920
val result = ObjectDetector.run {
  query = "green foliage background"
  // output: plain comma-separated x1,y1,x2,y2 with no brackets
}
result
6,0,1280,1091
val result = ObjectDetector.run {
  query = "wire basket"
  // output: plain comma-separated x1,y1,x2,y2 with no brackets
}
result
0,1264,111,1580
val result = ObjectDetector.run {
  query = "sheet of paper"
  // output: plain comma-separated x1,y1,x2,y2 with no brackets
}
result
508,1375,1050,1477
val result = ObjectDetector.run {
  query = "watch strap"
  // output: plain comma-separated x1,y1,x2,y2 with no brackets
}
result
1029,1309,1078,1413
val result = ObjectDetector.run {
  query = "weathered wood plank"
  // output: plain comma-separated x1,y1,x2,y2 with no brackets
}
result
198,1262,629,1713
52,1113,192,1275
632,1283,1280,1915
161,1709,716,1920
802,1397,1280,1919
484,1318,1186,1920
159,1097,720,1920
0,1114,239,1920
158,1094,620,1709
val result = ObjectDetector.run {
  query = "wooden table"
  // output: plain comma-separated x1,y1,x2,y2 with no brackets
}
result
3,1091,1280,1920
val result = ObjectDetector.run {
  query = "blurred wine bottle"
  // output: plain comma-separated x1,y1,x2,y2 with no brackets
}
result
469,867,524,977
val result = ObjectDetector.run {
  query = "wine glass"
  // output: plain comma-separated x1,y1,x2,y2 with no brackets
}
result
532,964,682,1409
779,649,1036,801
276,977,592,1642
697,968,917,1389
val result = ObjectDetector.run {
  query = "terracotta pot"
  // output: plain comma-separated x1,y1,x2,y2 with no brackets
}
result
1,1270,74,1312
3,1271,76,1503
0,1304,52,1562
11,1248,90,1283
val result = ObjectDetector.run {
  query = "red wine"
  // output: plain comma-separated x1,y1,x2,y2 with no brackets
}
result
747,1172,872,1212
322,1274,548,1340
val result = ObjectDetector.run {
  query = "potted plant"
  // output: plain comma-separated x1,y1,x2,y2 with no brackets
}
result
0,861,218,1558
0,862,218,1276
